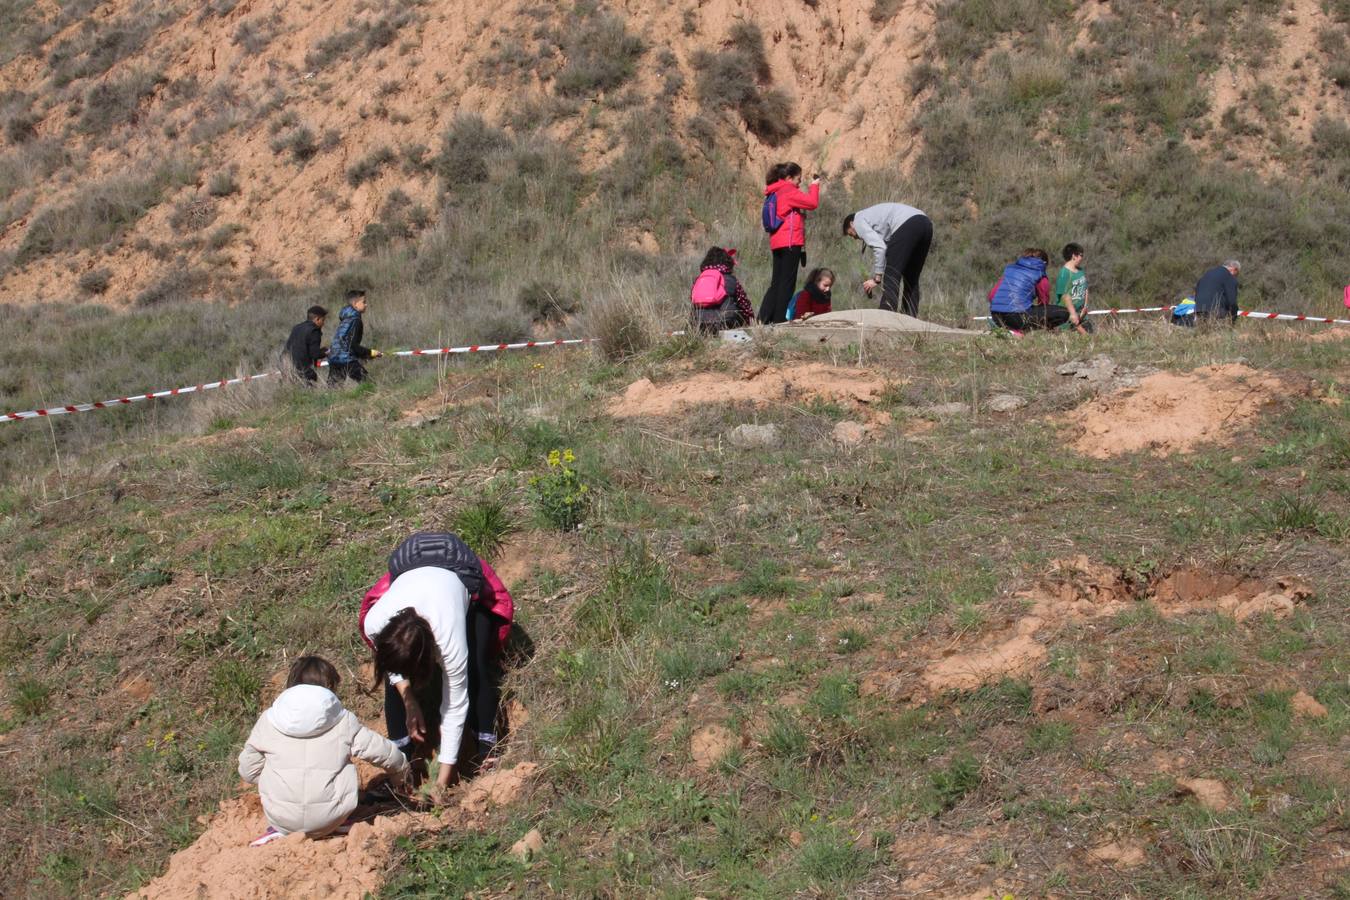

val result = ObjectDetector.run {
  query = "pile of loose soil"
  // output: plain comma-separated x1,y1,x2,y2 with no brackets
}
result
889,558,1312,698
130,763,537,900
1066,364,1292,458
608,363,892,419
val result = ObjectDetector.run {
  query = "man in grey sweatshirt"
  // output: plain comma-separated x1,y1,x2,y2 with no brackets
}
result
843,203,933,317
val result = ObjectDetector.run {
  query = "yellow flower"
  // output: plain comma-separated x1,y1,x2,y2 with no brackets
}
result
563,448,576,464
547,450,561,467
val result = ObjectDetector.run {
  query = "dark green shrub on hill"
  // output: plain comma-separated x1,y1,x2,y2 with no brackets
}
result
692,23,796,146
554,8,644,97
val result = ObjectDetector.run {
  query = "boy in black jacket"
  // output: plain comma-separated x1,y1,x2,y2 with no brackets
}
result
283,305,328,383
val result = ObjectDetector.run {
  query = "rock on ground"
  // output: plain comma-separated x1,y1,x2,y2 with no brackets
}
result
986,394,1027,413
832,421,869,446
510,828,544,862
727,424,781,449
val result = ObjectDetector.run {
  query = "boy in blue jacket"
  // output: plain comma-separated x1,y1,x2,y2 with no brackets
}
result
327,290,383,383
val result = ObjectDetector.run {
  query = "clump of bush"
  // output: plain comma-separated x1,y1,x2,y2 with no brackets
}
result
359,189,432,254
554,11,644,97
305,7,419,70
206,169,239,197
346,146,396,186
16,160,195,263
691,24,796,145
435,114,510,191
270,125,319,163
519,281,579,323
134,266,209,306
77,268,112,295
77,68,165,135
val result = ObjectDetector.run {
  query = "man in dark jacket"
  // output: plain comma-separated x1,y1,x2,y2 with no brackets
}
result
283,305,327,383
327,290,383,384
1194,260,1240,322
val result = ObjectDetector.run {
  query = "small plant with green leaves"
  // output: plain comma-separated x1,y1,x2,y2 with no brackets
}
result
528,448,590,531
452,497,514,562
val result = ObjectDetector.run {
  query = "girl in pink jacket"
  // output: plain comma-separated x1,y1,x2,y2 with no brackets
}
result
757,162,821,324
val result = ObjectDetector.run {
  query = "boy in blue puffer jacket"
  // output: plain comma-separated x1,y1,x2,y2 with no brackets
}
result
327,290,383,384
988,249,1071,332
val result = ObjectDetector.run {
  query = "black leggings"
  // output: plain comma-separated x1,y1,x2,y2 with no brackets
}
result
878,215,932,317
991,306,1071,331
758,247,802,324
383,605,504,757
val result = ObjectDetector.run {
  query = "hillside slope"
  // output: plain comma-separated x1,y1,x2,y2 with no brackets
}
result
0,0,936,302
0,0,1346,305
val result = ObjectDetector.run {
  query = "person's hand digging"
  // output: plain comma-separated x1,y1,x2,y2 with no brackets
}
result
862,278,878,298
398,685,427,743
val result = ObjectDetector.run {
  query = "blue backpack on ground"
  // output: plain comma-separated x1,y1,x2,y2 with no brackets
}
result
761,195,784,234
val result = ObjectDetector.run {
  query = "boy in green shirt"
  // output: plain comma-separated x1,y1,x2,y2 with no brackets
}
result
1056,242,1091,334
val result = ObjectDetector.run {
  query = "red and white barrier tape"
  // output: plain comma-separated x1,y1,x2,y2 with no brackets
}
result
1,336,598,424
973,306,1350,325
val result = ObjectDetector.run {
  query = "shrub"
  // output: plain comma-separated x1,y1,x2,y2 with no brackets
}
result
347,145,396,186
435,114,510,190
518,281,578,323
270,125,319,163
206,169,239,197
233,15,280,54
205,223,243,250
584,282,663,360
77,68,165,134
452,498,515,561
5,111,38,144
554,12,644,97
528,448,590,531
870,0,904,22
930,752,981,810
77,268,112,295
49,18,156,88
691,26,796,146
16,161,194,263
134,267,209,306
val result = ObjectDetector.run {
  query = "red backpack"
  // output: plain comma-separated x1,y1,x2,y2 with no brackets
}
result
690,269,729,308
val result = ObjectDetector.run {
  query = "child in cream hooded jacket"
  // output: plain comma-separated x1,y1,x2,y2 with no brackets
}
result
238,657,408,837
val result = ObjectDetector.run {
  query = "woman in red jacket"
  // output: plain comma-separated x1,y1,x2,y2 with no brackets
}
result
757,162,820,324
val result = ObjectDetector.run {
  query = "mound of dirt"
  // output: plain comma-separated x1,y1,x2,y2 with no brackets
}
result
780,310,980,343
1152,567,1312,622
608,363,891,419
690,725,738,771
908,558,1311,698
1066,364,1292,458
130,763,537,900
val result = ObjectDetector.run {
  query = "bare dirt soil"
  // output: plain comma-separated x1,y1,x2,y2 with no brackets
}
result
1066,364,1296,458
608,362,893,419
130,763,537,900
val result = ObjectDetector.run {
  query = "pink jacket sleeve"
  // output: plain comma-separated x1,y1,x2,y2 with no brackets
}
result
778,181,820,214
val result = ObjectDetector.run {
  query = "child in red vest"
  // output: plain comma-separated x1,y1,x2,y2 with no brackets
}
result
787,267,834,320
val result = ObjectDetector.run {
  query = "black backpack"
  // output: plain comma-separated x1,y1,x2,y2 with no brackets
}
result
387,531,486,597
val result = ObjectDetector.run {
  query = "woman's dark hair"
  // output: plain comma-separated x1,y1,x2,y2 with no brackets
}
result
1022,247,1050,264
805,267,835,288
841,213,856,235
371,609,439,688
781,162,802,180
765,163,786,184
287,655,340,691
699,246,736,269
